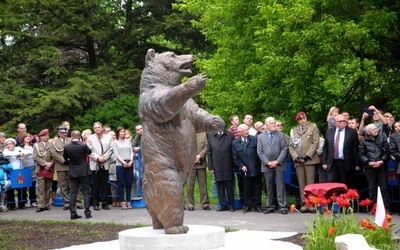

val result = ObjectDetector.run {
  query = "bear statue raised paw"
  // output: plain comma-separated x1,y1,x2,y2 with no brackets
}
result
139,49,224,234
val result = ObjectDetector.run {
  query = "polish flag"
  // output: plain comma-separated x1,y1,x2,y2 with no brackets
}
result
374,186,388,231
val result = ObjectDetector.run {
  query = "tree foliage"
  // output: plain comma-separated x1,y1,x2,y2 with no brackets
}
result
179,0,400,132
0,0,210,136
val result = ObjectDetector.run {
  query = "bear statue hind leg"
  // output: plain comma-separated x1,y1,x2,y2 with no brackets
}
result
143,172,187,234
165,225,189,234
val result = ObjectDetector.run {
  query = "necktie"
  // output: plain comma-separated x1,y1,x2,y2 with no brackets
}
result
63,139,66,144
269,133,273,142
334,130,341,158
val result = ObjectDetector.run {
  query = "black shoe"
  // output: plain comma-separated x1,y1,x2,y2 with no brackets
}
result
217,207,227,212
243,206,251,212
202,206,211,210
102,204,110,210
188,207,194,211
281,210,288,215
93,205,100,211
86,214,92,219
77,205,84,209
71,214,82,220
63,206,70,210
44,206,51,211
18,206,26,209
36,208,45,213
264,209,274,214
230,208,235,212
10,207,18,211
254,206,262,213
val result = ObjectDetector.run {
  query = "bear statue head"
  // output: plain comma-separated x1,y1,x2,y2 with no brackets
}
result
141,49,194,88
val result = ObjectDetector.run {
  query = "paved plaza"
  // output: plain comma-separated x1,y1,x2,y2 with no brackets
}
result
2,204,400,249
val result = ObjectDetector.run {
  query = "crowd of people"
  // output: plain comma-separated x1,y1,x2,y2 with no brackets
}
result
1,104,400,219
201,105,399,215
0,122,143,220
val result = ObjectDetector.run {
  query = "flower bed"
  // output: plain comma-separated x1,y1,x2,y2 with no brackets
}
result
290,189,397,250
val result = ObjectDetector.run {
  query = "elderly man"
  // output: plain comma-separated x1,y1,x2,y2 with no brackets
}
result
257,117,288,214
289,111,320,213
232,124,262,213
322,114,360,185
359,124,390,211
87,122,113,211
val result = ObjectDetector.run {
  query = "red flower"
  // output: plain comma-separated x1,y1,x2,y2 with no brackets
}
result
359,199,373,207
336,196,350,208
324,206,332,216
328,226,335,235
290,204,296,212
360,219,376,230
370,203,377,215
320,197,332,206
344,189,359,200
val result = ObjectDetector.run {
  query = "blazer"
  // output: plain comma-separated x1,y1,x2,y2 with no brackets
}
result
63,141,92,178
87,133,113,171
193,132,208,170
257,131,288,173
322,127,360,172
50,137,71,172
232,135,261,177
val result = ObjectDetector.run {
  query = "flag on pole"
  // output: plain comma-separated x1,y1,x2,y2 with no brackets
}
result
374,186,388,231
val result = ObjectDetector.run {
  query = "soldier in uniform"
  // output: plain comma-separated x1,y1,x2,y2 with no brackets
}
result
289,112,320,213
51,125,82,210
33,129,54,212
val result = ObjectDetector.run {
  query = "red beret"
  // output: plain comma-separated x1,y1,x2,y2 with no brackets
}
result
295,111,306,120
39,129,49,136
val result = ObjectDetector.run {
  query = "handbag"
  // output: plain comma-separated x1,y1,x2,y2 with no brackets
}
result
38,167,54,179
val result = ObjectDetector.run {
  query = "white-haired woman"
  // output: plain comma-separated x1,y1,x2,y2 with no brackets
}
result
3,138,30,210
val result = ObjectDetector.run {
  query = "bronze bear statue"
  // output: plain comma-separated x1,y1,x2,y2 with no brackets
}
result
139,49,225,234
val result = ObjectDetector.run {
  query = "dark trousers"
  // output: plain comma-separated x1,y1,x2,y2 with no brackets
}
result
235,172,244,205
243,175,262,208
91,170,109,205
326,159,346,183
6,188,26,208
365,168,390,207
116,165,133,202
70,176,91,217
216,180,234,208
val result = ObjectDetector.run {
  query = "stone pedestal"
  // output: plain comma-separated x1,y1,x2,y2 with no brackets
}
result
119,225,225,250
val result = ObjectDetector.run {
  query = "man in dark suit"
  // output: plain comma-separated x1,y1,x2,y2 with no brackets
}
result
322,114,360,186
63,130,92,220
208,130,235,212
232,124,262,213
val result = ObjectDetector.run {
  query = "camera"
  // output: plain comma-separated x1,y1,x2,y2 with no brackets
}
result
98,163,105,171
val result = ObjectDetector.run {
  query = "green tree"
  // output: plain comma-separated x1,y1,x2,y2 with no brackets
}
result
0,0,210,135
180,0,400,132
